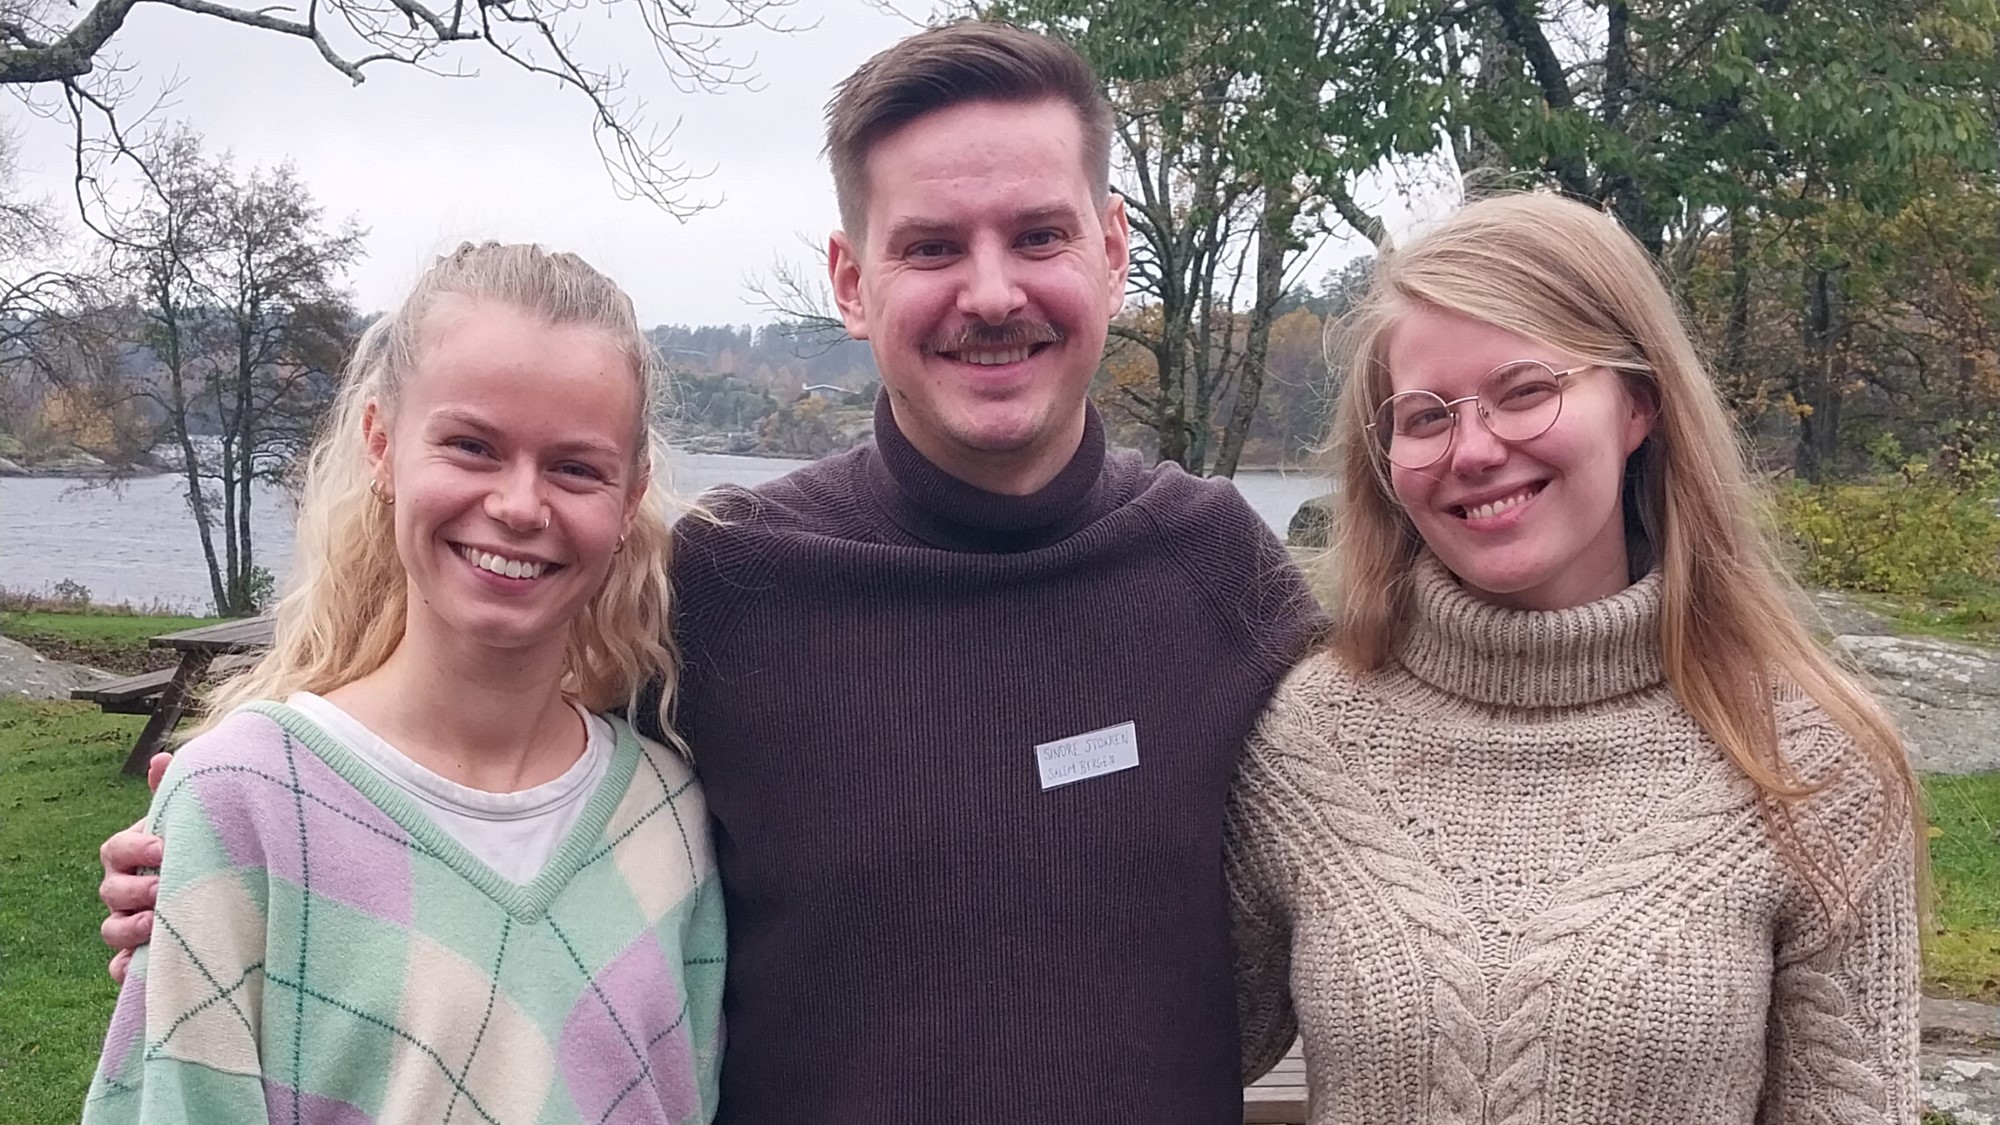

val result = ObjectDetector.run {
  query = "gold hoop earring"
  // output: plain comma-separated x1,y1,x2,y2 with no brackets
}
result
370,479,394,506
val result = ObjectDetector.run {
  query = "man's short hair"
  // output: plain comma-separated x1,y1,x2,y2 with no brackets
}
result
824,20,1114,240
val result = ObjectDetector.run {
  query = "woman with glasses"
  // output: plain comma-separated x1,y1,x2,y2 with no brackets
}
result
1229,193,1921,1123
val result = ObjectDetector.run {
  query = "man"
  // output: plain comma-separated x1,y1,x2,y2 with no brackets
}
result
100,21,1321,1122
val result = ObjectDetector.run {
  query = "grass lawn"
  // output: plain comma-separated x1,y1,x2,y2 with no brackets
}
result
0,698,1995,1124
1926,771,2000,1000
0,612,214,674
0,700,149,1125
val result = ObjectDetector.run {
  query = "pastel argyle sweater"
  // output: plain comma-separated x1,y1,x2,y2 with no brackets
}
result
84,701,725,1125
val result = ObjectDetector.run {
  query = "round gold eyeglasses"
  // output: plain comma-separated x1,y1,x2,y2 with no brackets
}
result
1366,360,1589,471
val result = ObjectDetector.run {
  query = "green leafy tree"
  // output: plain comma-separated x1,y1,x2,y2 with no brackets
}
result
1683,174,2000,479
1456,0,1998,252
1456,0,1999,478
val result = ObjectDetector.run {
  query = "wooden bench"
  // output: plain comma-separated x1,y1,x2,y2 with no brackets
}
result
1243,1040,1308,1123
72,654,259,716
72,616,273,775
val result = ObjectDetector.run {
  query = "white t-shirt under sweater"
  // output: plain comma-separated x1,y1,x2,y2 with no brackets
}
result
284,691,613,884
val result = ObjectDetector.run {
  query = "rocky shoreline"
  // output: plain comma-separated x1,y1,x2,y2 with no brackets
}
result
0,448,174,478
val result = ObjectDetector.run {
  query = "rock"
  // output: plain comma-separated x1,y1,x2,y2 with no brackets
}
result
0,634,112,699
756,400,873,458
145,443,188,472
1839,635,2000,700
0,447,142,477
1927,1058,2000,1124
1806,589,1897,637
38,449,107,470
1924,1000,2000,1124
1832,633,2000,775
1949,1060,2000,1081
1928,998,2000,1049
695,431,762,455
1288,494,1334,548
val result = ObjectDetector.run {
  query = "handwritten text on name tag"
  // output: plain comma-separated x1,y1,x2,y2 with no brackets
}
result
1034,721,1140,790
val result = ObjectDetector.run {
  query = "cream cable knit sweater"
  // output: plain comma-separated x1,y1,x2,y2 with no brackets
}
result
1228,557,1920,1125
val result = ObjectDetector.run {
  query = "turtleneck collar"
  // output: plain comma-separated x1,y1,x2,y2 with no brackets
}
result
863,389,1110,552
1393,552,1665,708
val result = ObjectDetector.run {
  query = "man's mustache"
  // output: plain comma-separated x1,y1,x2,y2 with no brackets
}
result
924,321,1065,354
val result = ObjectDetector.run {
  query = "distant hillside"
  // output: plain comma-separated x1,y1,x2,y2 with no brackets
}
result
650,323,880,457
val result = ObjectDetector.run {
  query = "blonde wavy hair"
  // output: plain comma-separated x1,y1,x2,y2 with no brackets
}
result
198,242,680,737
1324,192,1921,919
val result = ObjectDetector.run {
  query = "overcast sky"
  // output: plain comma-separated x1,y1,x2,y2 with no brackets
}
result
10,0,1442,327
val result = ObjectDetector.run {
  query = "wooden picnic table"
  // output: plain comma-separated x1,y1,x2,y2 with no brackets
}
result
1243,1040,1308,1123
71,615,273,775
149,615,274,656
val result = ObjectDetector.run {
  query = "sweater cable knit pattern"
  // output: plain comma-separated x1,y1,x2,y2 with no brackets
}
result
1227,555,1919,1125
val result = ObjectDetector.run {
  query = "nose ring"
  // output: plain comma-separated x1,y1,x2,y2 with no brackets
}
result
540,513,550,532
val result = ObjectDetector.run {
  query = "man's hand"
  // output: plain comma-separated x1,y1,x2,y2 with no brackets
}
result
99,752,172,984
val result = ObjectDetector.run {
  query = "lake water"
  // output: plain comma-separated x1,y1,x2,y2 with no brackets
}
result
0,452,1331,613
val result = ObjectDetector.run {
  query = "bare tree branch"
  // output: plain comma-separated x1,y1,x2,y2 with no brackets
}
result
1324,182,1391,251
0,0,144,83
743,247,850,357
3,0,800,218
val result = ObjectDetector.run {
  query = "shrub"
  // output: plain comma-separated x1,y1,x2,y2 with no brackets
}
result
1776,437,2000,598
50,578,92,607
244,566,277,614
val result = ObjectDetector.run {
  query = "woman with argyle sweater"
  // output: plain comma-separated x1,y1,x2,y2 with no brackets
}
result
84,243,724,1125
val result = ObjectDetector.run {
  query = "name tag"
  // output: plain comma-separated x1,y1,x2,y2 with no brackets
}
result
1035,721,1140,790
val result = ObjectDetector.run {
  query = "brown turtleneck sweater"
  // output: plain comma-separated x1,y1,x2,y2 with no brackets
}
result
664,396,1323,1123
1228,555,1920,1124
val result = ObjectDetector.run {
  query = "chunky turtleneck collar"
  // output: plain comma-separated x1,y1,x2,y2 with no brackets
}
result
863,389,1110,552
1393,553,1666,708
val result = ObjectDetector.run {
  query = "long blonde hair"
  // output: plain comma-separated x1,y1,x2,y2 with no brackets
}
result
199,242,681,736
1325,192,1920,918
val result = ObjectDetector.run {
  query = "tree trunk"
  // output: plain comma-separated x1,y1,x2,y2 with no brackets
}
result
219,426,242,612
1721,210,1752,387
1794,263,1844,481
231,327,256,615
1448,14,1513,185
175,413,227,615
157,303,229,615
1189,298,1215,475
1489,0,1591,197
1157,323,1190,468
1214,190,1295,479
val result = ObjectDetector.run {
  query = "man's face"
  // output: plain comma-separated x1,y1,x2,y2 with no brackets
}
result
829,98,1129,493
